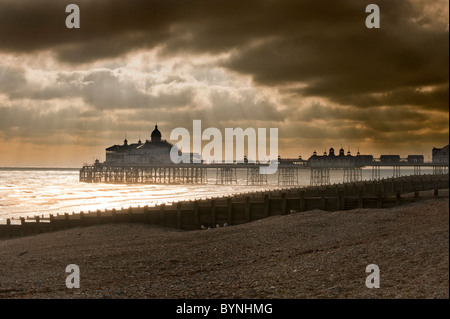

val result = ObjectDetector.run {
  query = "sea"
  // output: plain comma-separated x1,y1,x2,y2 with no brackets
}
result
0,167,435,223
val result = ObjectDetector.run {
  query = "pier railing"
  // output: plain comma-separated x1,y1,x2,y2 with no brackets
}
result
0,173,448,239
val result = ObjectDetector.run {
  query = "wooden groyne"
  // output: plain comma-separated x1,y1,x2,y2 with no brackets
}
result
0,174,448,239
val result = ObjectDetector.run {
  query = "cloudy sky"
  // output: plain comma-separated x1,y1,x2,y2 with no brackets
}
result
0,0,448,166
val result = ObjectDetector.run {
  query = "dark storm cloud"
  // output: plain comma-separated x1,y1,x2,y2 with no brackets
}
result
322,84,449,111
294,101,449,135
295,102,428,124
0,0,447,112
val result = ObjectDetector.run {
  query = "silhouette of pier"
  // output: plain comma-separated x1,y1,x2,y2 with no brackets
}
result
79,159,448,186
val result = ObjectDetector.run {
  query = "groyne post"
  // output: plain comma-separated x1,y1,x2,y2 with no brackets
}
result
245,197,250,222
160,204,165,227
6,219,11,238
227,197,233,225
321,190,326,211
300,190,305,212
176,202,182,229
112,209,117,223
395,189,401,206
358,189,364,208
377,190,383,208
64,213,70,229
193,201,199,229
264,194,270,217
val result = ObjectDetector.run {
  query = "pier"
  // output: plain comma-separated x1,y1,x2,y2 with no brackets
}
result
80,125,449,186
79,160,448,186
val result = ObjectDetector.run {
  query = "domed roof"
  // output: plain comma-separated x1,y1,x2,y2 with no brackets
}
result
151,124,162,142
328,147,335,156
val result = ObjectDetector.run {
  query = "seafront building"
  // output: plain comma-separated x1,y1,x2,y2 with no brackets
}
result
307,147,374,165
105,125,176,165
432,145,449,164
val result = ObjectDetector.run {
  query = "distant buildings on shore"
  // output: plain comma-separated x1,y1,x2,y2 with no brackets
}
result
308,147,374,165
308,145,448,165
432,145,449,164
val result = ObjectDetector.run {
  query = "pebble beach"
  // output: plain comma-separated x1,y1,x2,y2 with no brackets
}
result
0,192,448,299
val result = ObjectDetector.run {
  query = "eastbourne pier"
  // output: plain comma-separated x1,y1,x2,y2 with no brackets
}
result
79,157,449,187
79,124,449,186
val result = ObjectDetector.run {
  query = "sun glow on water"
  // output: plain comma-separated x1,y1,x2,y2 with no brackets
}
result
0,167,436,223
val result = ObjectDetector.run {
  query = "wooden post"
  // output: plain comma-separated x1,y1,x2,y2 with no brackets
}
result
299,191,305,212
227,197,233,225
264,194,270,217
395,190,401,206
64,213,70,229
434,189,439,198
112,208,117,223
159,204,165,227
6,218,11,238
281,193,287,214
358,189,363,208
176,202,182,229
320,190,326,211
377,190,382,209
79,211,85,226
245,197,250,222
97,210,102,224
34,215,40,234
337,191,343,211
414,190,419,202
210,200,217,226
127,207,133,223
193,201,199,229
49,214,54,231
20,217,25,236
143,206,149,224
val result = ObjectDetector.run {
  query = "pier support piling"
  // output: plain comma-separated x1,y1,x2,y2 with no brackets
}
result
310,168,330,186
246,167,268,185
216,167,237,185
278,167,299,186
